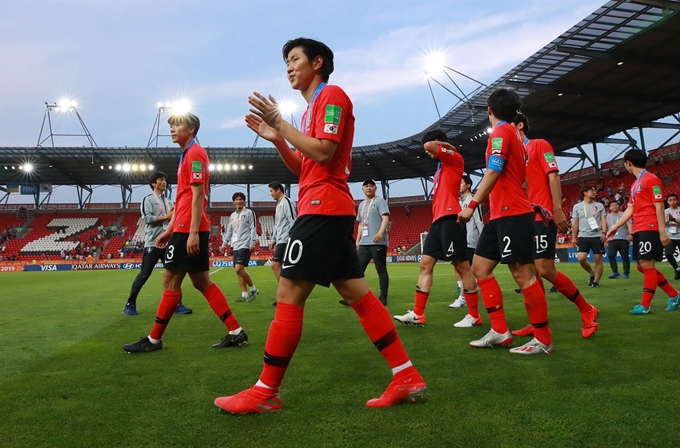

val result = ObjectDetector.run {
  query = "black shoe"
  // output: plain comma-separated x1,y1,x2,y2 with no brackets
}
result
123,336,162,353
339,300,350,306
549,286,558,293
212,330,248,348
588,275,595,287
590,281,600,288
514,288,522,294
675,270,680,281
272,301,277,307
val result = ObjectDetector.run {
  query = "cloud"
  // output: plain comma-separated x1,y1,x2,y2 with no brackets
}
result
220,117,246,129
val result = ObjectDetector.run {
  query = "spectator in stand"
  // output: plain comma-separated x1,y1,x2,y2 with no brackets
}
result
606,201,632,279
123,176,191,316
664,193,680,280
572,186,607,287
224,192,259,302
404,205,410,218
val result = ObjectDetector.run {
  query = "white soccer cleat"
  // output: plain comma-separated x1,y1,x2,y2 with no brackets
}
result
469,329,513,348
448,297,467,308
393,310,426,326
509,337,555,355
453,314,482,328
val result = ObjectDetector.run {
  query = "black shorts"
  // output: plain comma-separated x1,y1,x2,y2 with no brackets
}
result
163,231,210,273
233,248,251,267
280,215,364,287
577,236,605,255
466,247,475,264
272,243,287,263
633,231,663,261
475,213,534,265
534,221,557,259
422,215,468,262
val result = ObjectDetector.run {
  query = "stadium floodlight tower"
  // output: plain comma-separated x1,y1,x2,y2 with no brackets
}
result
147,100,194,147
37,99,98,148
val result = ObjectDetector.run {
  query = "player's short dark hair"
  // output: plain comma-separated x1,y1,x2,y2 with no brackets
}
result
487,88,522,122
283,38,334,82
512,113,530,134
462,175,473,187
667,193,678,200
268,181,284,192
232,192,246,201
149,171,167,189
167,112,200,138
623,149,648,168
421,129,448,146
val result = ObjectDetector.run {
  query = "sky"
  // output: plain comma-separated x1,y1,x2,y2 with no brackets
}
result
1,0,658,205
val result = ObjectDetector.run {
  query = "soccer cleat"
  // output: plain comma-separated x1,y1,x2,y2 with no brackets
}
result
509,338,555,355
448,297,466,308
123,304,138,316
469,329,513,348
393,310,426,326
511,324,534,337
549,286,558,293
590,281,600,288
608,272,620,279
246,288,260,302
175,304,193,314
588,275,595,287
339,300,350,307
366,370,427,408
514,288,522,294
214,386,281,415
123,336,162,353
581,305,599,339
629,304,650,315
212,330,249,348
452,286,461,294
675,270,680,281
623,274,630,279
665,294,680,312
453,313,482,328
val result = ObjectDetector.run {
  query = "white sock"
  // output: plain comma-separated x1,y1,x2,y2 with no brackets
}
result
457,280,462,288
228,327,242,335
392,360,413,376
250,285,257,292
147,335,160,344
256,380,276,390
458,295,465,301
241,291,248,298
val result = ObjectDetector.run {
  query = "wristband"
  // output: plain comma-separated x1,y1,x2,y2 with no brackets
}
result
468,200,479,210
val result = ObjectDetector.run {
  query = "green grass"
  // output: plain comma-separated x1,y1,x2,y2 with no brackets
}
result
1,263,679,447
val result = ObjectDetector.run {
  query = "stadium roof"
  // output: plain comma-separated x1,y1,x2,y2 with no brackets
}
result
1,0,679,188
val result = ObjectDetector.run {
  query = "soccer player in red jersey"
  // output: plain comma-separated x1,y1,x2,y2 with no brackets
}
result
606,149,680,314
393,129,480,328
458,88,554,355
123,113,247,353
510,113,599,339
214,38,425,414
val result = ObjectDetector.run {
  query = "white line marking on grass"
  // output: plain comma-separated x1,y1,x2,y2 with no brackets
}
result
209,267,225,276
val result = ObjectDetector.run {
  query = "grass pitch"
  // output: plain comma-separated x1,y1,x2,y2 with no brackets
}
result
1,263,679,447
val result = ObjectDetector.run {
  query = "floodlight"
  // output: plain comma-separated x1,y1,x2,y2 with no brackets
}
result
248,165,253,170
156,102,163,108
171,99,192,115
232,164,238,171
209,164,215,171
140,164,146,171
148,165,154,170
100,165,104,170
164,102,172,108
108,165,112,169
225,165,231,171
115,164,122,171
57,97,77,110
123,163,131,172
216,164,223,171
487,127,492,134
423,51,447,78
278,100,299,117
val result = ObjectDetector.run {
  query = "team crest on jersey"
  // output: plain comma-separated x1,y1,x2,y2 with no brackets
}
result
653,185,662,199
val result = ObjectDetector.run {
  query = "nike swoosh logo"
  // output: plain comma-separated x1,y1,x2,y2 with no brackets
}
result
281,265,294,269
536,249,546,253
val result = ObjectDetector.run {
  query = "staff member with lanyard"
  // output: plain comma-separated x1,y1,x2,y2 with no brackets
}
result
606,201,632,279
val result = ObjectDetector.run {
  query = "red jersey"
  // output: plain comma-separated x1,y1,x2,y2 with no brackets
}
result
431,145,464,222
629,169,664,233
173,141,211,233
486,122,533,220
297,84,356,217
525,138,559,222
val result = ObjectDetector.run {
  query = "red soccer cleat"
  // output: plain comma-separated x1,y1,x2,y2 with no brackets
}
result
581,305,599,339
511,324,534,337
214,386,281,415
366,370,427,408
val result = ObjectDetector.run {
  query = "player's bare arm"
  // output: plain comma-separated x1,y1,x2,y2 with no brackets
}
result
656,202,670,246
458,169,501,224
548,172,569,232
606,204,634,239
187,182,205,256
423,140,455,157
248,92,339,166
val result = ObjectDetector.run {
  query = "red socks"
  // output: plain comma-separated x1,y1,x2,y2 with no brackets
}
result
463,289,480,319
522,280,552,345
477,277,507,334
259,302,304,389
413,289,429,316
656,270,678,298
641,268,658,308
202,282,240,331
551,271,591,313
149,289,181,340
